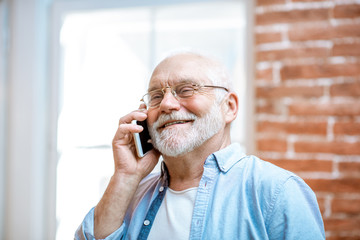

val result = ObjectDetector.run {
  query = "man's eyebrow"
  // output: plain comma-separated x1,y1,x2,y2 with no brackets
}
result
179,79,197,84
147,79,197,92
147,86,159,92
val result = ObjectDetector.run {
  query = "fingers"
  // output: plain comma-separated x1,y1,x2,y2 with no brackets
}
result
114,108,149,143
114,122,140,144
118,123,142,135
118,102,148,125
119,110,147,125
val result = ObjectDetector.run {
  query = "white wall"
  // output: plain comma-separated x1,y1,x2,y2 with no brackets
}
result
0,0,8,238
1,0,56,239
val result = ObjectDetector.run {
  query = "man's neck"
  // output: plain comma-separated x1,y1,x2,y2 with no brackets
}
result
162,131,231,191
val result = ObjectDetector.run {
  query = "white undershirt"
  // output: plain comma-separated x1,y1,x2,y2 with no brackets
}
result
147,187,198,240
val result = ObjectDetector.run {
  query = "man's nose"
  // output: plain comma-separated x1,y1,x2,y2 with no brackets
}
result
159,89,181,113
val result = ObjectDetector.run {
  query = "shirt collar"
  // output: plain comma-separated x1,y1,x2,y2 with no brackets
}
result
210,143,247,173
160,142,246,179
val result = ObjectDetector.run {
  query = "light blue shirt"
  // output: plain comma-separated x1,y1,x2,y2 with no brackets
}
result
75,143,325,240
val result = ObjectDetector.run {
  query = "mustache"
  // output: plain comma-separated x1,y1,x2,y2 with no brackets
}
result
152,111,197,129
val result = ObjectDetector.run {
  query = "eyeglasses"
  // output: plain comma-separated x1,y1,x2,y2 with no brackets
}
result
141,83,229,108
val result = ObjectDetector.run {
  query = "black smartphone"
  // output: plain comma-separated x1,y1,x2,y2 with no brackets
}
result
132,120,154,157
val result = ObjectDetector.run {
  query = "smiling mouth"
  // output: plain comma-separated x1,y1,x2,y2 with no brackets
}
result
160,120,193,129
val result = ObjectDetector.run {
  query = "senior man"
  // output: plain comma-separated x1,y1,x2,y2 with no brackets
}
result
75,52,325,240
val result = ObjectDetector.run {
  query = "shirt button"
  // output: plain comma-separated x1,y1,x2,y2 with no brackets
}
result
159,186,164,192
144,220,150,226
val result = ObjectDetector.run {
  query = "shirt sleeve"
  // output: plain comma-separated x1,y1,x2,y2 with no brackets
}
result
265,176,325,240
74,207,126,240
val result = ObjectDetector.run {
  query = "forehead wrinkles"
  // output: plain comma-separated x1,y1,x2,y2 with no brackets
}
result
148,77,200,92
148,62,212,91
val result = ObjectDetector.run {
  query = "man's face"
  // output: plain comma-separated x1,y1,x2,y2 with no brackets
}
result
146,54,225,157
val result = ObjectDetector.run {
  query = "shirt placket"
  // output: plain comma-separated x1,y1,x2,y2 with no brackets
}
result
137,162,169,240
137,185,167,240
189,155,220,240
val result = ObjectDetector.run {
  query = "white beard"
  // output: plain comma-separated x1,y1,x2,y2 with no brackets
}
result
148,104,224,157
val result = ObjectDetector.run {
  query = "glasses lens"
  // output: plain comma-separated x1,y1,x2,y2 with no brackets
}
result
143,84,198,108
175,84,196,98
145,90,163,107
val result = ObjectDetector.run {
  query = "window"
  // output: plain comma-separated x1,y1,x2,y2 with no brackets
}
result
56,1,246,239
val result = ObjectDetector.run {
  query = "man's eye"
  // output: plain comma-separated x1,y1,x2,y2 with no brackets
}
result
150,92,163,100
177,86,195,95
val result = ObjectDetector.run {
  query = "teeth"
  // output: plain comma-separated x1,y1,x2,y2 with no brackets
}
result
164,121,187,128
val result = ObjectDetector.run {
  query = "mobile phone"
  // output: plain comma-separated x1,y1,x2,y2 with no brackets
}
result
132,120,154,157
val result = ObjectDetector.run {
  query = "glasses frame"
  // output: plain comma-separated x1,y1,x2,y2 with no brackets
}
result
141,83,229,109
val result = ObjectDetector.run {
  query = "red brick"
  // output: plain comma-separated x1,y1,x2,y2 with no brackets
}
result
324,218,360,231
255,1,360,237
334,121,360,135
256,85,324,98
256,32,282,44
257,47,330,61
332,43,360,57
305,178,360,193
289,23,360,41
257,139,287,152
334,4,360,19
339,162,360,174
289,102,360,116
332,197,360,214
257,121,327,135
328,24,360,39
254,1,360,237
327,236,360,240
295,141,360,155
281,63,360,80
256,0,285,6
256,68,273,81
316,196,326,215
256,9,330,25
292,0,327,2
256,101,282,114
330,82,360,97
266,159,333,172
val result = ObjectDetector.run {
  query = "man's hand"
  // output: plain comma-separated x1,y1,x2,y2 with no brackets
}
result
94,105,160,239
112,105,159,180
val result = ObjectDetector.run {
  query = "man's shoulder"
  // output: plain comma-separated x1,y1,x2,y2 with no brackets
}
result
244,155,293,174
233,155,299,186
228,155,311,205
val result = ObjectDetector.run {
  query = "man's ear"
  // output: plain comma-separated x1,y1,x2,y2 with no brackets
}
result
223,92,239,124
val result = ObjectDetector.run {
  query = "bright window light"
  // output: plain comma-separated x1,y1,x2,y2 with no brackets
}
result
56,2,245,239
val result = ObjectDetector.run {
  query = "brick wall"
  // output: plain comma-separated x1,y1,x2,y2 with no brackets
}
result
254,0,360,239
